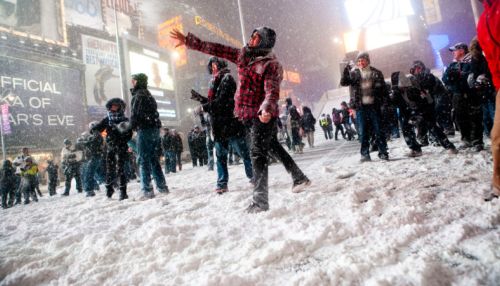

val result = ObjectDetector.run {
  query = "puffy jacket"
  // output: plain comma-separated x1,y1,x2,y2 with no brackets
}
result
130,87,162,130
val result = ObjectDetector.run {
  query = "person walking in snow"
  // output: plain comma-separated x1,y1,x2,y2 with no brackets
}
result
171,26,311,213
301,106,316,148
129,73,169,199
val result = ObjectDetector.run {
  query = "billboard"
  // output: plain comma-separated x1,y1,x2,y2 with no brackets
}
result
81,34,121,119
123,37,179,125
0,56,85,151
158,16,188,67
0,0,67,45
343,0,414,52
64,0,104,29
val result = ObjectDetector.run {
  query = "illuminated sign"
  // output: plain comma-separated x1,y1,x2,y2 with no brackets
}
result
343,0,414,52
158,16,188,67
194,16,243,47
0,0,68,46
283,70,301,84
422,0,442,25
123,37,180,125
65,0,104,30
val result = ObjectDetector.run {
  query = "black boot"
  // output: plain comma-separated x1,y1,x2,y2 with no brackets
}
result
119,189,128,201
106,188,114,199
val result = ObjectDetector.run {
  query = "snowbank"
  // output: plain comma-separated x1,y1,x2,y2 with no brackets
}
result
1,136,499,286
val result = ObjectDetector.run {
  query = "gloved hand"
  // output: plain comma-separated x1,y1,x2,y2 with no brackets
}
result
116,121,131,133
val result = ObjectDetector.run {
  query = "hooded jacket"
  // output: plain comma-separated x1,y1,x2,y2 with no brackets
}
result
202,63,245,140
185,27,282,120
92,98,133,150
130,74,162,130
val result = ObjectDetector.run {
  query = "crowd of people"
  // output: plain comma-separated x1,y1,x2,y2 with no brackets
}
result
1,0,499,210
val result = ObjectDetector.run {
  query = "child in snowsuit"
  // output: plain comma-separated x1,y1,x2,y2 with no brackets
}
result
91,98,133,200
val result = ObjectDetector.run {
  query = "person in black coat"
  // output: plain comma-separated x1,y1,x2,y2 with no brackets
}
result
92,98,133,200
130,73,168,198
46,160,59,196
390,72,458,157
1,160,16,208
193,57,253,193
301,106,316,148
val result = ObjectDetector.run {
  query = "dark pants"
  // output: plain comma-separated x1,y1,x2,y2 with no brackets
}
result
248,119,307,210
453,93,484,147
357,105,388,158
83,157,100,194
401,110,455,152
1,183,15,207
164,151,177,173
64,166,82,195
21,176,38,204
334,124,345,140
106,148,128,195
483,100,495,136
48,178,57,196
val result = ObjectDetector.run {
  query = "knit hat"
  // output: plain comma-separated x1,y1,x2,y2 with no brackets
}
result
131,73,148,88
356,52,370,63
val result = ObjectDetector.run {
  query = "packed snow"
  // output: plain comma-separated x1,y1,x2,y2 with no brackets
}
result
1,134,499,286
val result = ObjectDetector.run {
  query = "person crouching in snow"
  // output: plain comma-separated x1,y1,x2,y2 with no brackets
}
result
390,71,458,157
91,98,133,200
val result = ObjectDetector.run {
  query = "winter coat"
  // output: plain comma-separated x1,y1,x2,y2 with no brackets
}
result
340,65,387,110
46,163,58,182
130,87,162,130
301,112,316,132
202,69,245,140
0,161,16,191
162,133,176,152
173,134,183,153
186,33,283,120
77,132,104,160
319,116,328,128
477,0,500,90
92,117,133,152
61,147,82,176
442,60,472,95
413,69,449,107
332,111,342,125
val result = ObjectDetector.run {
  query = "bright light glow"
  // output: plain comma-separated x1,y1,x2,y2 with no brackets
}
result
171,51,180,60
332,37,341,44
187,108,192,113
343,0,414,52
344,0,414,29
129,51,174,90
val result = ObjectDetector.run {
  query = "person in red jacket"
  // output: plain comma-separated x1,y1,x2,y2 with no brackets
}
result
477,0,500,201
171,27,310,213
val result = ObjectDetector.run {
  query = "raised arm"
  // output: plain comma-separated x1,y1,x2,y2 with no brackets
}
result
170,29,240,64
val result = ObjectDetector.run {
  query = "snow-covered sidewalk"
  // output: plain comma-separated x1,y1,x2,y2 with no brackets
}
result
1,137,499,285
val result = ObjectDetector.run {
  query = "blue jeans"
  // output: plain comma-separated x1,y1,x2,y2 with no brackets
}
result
206,136,214,170
357,105,388,157
83,157,100,193
137,128,167,193
164,150,177,173
483,100,495,136
214,137,253,189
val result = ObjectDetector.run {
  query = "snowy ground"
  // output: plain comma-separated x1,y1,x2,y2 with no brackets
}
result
1,134,499,286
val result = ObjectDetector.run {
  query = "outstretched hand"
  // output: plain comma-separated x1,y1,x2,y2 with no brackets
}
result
170,29,186,47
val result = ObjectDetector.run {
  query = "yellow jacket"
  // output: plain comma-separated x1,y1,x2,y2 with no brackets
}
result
21,164,38,177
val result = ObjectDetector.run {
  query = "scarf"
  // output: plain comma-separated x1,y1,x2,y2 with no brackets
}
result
107,110,126,124
207,68,230,102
